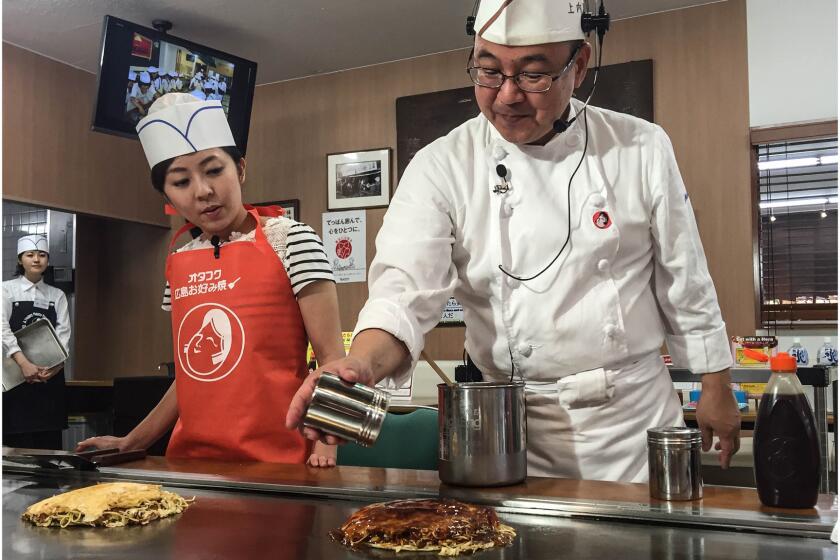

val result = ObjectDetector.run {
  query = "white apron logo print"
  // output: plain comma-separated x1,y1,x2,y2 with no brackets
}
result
177,303,245,382
172,268,242,301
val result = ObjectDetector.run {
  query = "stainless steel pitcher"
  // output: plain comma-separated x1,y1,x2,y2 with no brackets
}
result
438,381,527,487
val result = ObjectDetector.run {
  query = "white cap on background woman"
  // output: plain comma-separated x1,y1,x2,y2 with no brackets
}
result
17,235,48,255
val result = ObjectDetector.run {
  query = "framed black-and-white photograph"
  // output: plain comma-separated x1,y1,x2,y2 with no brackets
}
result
255,199,299,222
327,148,391,210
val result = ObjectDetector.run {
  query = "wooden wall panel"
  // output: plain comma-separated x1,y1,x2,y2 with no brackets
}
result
244,1,753,359
2,43,167,227
74,215,172,379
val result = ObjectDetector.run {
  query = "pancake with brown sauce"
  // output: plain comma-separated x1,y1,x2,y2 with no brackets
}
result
332,498,516,556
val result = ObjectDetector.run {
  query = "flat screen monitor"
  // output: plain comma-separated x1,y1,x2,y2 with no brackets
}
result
92,15,258,154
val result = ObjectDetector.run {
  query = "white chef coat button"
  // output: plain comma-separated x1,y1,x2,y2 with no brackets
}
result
518,343,532,357
566,132,582,147
597,259,610,273
492,145,508,161
501,202,513,217
591,194,606,208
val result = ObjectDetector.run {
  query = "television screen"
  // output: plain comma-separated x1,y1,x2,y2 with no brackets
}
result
92,15,258,154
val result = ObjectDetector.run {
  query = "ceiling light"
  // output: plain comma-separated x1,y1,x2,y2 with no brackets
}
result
769,214,777,222
820,210,828,218
758,157,819,171
820,154,839,165
759,197,831,209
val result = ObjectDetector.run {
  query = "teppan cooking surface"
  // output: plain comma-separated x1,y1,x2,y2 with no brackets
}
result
2,459,836,559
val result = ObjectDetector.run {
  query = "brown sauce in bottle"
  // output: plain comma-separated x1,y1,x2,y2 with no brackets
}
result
754,392,820,508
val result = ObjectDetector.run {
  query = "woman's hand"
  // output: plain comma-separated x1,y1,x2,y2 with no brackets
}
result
37,363,63,382
306,441,337,468
18,359,42,383
75,435,132,453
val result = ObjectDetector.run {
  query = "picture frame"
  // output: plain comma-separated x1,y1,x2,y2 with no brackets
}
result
326,148,392,210
254,199,299,222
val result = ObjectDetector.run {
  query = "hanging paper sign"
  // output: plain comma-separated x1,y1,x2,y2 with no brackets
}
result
439,297,464,326
322,210,366,283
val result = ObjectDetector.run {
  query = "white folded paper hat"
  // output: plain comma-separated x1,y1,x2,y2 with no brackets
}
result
139,71,151,84
136,93,236,168
474,0,584,46
17,235,48,255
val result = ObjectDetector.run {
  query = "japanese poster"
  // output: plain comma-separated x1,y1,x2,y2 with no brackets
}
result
322,210,367,283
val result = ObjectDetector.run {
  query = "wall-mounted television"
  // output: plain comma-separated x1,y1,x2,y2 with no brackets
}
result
91,15,258,154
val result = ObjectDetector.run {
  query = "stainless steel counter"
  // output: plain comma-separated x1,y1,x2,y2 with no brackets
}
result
3,465,836,560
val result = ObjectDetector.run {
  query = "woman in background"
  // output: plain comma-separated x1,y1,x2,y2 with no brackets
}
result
3,235,70,449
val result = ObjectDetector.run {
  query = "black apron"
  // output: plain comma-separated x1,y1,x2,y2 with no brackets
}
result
2,298,67,434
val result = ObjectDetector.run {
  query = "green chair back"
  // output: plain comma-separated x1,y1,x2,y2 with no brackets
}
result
337,408,438,470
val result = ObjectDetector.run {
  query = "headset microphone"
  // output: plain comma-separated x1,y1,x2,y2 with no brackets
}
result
210,235,221,259
466,0,480,35
552,1,611,135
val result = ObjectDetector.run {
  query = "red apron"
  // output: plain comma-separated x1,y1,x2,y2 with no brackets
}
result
165,208,310,463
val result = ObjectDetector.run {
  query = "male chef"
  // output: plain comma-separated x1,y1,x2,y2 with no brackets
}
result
287,0,740,481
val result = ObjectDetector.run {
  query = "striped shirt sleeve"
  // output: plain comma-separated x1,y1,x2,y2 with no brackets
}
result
283,223,334,294
161,281,172,311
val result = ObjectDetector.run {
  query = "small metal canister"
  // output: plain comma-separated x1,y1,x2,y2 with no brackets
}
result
647,427,703,501
302,372,390,447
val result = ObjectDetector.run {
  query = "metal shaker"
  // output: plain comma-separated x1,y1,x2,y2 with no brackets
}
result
438,381,527,487
647,427,703,501
302,372,390,447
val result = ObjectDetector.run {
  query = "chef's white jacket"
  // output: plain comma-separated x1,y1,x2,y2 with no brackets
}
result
356,98,731,383
354,99,732,481
2,277,71,358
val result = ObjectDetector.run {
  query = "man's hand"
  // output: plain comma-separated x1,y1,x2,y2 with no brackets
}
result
695,369,741,469
285,355,377,444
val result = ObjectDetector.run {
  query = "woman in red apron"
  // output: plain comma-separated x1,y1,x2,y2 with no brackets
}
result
77,93,344,466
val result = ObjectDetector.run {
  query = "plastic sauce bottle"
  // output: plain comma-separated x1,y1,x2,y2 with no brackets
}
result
753,353,820,508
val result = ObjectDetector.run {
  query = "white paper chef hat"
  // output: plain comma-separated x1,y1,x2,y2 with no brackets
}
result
136,93,236,168
474,0,585,46
128,70,137,81
139,71,151,84
17,235,48,255
148,66,159,73
169,71,178,78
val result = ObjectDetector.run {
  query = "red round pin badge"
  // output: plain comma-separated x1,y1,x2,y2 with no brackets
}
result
593,211,612,229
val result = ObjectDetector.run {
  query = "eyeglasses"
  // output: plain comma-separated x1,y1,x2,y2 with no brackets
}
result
466,44,582,93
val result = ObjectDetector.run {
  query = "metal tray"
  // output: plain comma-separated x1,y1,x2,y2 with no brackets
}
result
2,318,68,391
2,448,146,471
